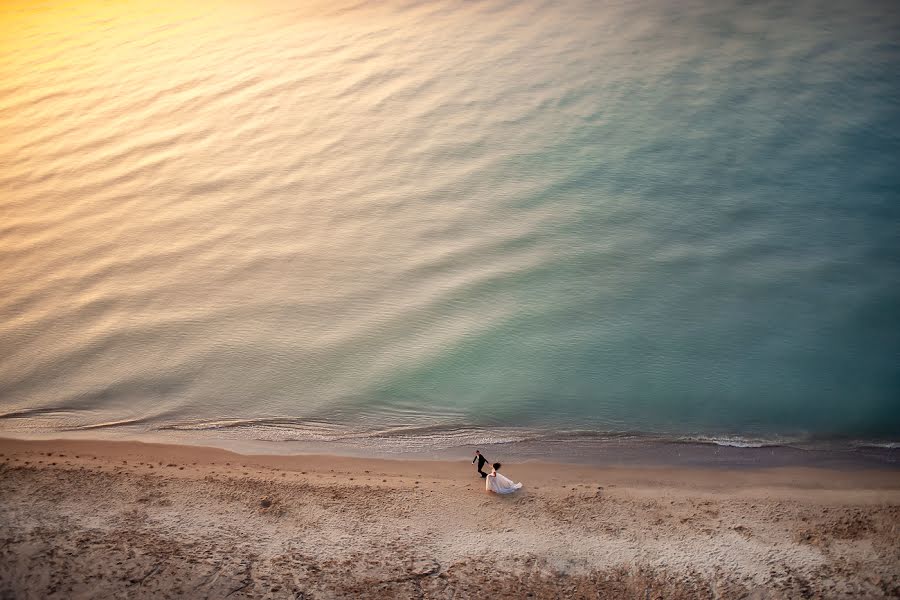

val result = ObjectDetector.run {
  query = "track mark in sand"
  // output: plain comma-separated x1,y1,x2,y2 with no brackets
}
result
129,562,162,586
225,558,254,597
191,561,223,592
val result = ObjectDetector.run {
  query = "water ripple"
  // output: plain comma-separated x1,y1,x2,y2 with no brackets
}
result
1,0,898,445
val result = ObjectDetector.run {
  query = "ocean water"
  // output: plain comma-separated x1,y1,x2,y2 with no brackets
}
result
1,0,899,452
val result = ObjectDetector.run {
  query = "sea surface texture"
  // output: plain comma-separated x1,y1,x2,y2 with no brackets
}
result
1,0,898,450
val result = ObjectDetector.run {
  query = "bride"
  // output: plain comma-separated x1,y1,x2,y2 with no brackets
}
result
485,462,522,494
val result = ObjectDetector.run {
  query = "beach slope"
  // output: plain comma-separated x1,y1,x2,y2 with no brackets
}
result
1,438,898,599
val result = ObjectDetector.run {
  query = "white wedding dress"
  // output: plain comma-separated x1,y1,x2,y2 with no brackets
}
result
486,469,522,494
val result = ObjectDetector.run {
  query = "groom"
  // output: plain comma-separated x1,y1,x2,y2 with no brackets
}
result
472,450,489,478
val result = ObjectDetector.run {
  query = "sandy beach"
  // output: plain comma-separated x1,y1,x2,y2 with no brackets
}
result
1,437,898,599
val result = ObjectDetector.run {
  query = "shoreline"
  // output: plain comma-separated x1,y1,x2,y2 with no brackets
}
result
2,437,900,598
1,428,897,471
2,435,900,485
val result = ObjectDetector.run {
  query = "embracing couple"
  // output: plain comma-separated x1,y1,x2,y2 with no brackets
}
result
473,450,523,494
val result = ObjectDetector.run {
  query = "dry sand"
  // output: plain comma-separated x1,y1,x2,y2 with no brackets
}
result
1,437,898,599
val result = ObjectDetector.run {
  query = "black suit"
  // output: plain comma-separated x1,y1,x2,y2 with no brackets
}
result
473,454,489,478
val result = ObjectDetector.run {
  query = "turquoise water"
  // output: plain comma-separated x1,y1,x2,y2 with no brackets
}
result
1,0,898,449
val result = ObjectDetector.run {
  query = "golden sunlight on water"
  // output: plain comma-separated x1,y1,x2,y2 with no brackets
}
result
1,0,589,436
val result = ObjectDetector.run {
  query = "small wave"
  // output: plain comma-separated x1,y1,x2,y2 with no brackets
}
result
61,416,161,431
852,441,900,450
155,418,534,448
0,407,78,420
674,435,793,448
150,420,817,452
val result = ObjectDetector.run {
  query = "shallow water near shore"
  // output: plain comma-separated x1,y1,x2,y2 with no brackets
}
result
1,0,899,447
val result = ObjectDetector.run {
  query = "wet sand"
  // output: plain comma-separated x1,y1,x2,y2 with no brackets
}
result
1,437,898,599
